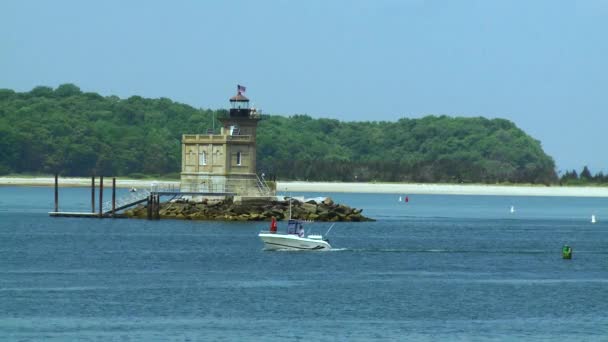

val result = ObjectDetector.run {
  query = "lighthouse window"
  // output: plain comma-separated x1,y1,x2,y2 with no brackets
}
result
231,101,249,109
187,149,196,165
199,151,207,165
236,152,242,165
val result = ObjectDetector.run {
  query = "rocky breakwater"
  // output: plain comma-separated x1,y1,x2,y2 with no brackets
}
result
124,196,374,222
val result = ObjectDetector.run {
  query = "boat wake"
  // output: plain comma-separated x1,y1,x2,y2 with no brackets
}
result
324,248,550,254
263,247,331,252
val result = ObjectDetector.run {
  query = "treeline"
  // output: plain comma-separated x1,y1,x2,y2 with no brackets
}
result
560,167,608,185
1,84,558,184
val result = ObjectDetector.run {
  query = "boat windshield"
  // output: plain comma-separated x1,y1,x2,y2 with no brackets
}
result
287,219,303,235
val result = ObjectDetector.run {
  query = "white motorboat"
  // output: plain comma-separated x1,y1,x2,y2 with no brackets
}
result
259,219,331,251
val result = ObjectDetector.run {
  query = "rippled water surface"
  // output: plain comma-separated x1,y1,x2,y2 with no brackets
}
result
1,186,607,341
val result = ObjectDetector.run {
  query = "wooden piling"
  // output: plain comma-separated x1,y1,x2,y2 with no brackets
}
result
153,194,156,219
54,173,58,212
91,176,95,213
147,195,152,219
99,176,103,217
112,177,116,217
155,194,160,220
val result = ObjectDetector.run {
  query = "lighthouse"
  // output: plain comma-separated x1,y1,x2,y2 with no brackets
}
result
180,85,267,197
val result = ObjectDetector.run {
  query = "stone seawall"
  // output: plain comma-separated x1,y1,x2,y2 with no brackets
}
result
124,197,374,222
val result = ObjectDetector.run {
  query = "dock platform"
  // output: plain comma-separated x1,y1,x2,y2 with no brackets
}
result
48,212,127,218
49,174,237,220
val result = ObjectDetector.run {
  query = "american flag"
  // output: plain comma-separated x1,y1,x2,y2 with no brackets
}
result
237,84,246,93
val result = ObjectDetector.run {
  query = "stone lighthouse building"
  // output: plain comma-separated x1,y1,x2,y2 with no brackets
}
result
180,86,269,196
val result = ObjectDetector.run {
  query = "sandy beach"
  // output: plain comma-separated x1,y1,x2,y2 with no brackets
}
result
1,177,607,197
276,181,608,197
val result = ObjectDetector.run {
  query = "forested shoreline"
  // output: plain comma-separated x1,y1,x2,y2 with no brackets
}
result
0,84,599,185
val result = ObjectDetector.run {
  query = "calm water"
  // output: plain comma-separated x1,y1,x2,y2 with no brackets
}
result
0,186,607,341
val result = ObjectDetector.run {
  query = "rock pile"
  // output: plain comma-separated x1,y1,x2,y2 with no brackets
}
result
124,197,374,222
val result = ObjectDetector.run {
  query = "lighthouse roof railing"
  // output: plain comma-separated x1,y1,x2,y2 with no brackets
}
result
182,134,254,143
229,93,249,102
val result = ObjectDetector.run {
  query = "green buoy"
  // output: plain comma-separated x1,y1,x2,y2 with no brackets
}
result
562,245,572,259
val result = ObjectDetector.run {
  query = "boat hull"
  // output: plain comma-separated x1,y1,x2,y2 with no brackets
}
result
259,233,331,251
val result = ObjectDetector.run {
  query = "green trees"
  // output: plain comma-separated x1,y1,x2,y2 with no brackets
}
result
580,166,592,180
0,84,192,177
560,167,607,185
54,83,82,97
0,125,19,174
0,85,559,183
255,115,558,184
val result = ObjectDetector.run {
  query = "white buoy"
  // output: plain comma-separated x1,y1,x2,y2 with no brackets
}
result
510,205,515,213
591,215,596,224
398,196,402,202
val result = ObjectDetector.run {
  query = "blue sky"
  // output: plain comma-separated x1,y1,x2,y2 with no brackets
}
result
1,0,606,173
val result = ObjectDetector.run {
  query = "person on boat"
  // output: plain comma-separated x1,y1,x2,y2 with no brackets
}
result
270,216,277,233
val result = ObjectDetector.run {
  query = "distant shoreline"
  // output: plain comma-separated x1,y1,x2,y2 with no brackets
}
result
276,181,608,197
1,177,607,197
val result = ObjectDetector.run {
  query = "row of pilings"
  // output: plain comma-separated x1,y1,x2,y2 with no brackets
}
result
51,174,180,220
52,173,121,218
